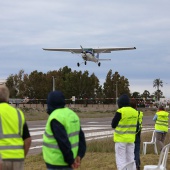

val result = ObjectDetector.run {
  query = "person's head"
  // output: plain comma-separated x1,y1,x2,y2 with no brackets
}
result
130,98,137,109
158,105,165,111
117,94,130,108
0,85,9,103
47,90,65,115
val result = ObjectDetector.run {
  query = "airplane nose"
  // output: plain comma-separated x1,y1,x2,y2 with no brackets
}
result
82,51,86,54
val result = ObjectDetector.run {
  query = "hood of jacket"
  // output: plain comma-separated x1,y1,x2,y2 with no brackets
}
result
47,90,65,115
117,94,130,108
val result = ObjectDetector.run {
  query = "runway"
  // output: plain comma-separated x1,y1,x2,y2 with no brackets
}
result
27,116,156,155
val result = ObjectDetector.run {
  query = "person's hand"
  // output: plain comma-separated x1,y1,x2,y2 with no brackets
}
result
75,156,81,165
71,161,79,169
71,156,81,169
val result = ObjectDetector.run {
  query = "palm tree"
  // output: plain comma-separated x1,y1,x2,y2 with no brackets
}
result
153,78,163,101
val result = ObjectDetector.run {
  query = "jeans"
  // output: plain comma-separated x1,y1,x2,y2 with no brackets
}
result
156,131,167,152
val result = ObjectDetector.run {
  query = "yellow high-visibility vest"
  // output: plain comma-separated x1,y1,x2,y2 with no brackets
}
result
43,107,80,166
137,111,143,132
114,107,138,143
0,103,25,160
155,110,169,132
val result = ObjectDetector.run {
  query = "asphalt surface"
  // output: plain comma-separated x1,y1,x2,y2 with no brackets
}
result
27,115,158,156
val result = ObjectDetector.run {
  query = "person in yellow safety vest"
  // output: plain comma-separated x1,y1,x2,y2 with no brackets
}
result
153,105,169,153
130,99,143,170
42,90,86,170
111,94,138,170
0,85,31,170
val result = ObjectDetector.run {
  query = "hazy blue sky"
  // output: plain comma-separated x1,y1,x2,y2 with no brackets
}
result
1,0,170,97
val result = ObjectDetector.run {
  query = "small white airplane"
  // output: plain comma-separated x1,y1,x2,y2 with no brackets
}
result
43,46,136,67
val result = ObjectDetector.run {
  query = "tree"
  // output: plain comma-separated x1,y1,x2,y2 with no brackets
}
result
117,76,130,96
103,70,130,102
131,92,141,98
153,78,163,101
6,75,17,98
142,90,150,99
6,70,25,98
153,90,163,102
28,70,48,99
103,69,113,98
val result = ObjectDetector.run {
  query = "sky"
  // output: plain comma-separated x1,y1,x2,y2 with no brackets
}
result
1,0,170,98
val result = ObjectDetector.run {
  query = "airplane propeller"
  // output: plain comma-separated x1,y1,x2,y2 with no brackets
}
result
80,45,87,54
80,45,88,61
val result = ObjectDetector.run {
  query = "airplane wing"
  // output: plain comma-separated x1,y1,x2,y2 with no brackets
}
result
42,48,82,54
43,47,136,54
93,47,136,53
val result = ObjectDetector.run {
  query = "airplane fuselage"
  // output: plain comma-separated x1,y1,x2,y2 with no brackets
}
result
81,53,98,63
81,48,98,63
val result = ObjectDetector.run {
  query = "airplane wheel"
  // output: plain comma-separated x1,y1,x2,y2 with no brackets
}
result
85,61,87,65
98,62,101,67
77,63,80,67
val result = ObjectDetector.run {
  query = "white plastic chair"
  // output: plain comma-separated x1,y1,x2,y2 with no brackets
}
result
121,161,135,170
143,143,170,170
143,130,158,155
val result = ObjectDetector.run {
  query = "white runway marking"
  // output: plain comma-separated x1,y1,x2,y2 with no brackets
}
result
29,121,161,152
29,127,45,130
85,130,114,138
30,131,44,136
87,122,100,123
82,127,111,130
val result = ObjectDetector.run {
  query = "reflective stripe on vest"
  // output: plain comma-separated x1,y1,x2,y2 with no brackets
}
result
43,141,79,149
44,130,79,139
114,107,138,143
0,104,24,160
43,130,79,149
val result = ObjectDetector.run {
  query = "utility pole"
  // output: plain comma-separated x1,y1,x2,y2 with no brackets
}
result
116,81,118,106
52,76,56,91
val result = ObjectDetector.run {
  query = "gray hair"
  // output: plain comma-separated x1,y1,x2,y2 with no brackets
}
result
0,85,9,102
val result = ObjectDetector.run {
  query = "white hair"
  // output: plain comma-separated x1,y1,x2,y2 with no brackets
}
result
0,85,9,102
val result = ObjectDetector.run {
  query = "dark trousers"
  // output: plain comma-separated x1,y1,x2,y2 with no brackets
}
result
134,141,140,170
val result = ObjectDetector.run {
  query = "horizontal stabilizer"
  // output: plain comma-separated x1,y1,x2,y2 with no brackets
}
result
98,59,111,61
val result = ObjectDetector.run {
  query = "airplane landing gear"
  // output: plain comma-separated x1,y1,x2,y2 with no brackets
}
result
98,62,101,67
77,61,87,67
